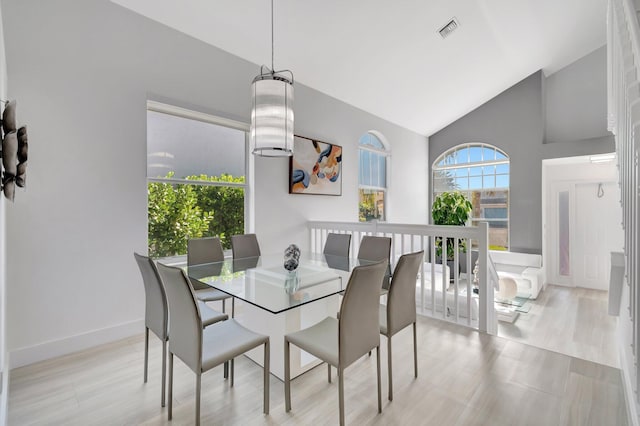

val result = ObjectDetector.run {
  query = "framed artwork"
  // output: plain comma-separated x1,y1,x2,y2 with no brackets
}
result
289,135,342,195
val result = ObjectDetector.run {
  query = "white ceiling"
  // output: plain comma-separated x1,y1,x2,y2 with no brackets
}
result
111,0,607,136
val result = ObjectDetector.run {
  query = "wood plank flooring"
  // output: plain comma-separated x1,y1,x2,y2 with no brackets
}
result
498,285,619,368
8,313,628,425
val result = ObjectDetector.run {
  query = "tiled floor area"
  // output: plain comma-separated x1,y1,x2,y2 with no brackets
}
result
8,313,628,425
498,285,619,368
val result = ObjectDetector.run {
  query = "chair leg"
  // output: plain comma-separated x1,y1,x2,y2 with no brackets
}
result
222,299,226,313
387,336,393,401
168,352,174,420
339,367,345,426
328,364,331,383
232,297,235,318
143,327,149,383
376,346,382,413
230,358,235,387
161,339,167,407
264,340,270,414
413,322,418,378
195,373,201,426
224,361,228,379
285,339,291,412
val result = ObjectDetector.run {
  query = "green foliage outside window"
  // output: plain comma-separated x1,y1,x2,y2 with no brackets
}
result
359,191,377,222
431,191,473,260
358,189,385,222
148,172,245,257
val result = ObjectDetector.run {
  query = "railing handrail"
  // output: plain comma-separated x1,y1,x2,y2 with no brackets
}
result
307,220,497,334
308,220,488,240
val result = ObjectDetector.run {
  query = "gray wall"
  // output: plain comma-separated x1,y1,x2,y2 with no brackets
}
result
430,72,545,253
1,0,427,364
545,46,611,143
430,64,614,254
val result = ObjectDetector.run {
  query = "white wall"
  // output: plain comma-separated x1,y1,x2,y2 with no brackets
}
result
541,157,622,287
1,0,427,368
542,156,620,183
0,0,8,421
255,85,429,254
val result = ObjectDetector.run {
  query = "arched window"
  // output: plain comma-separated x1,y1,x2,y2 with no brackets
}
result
433,143,509,250
359,132,389,222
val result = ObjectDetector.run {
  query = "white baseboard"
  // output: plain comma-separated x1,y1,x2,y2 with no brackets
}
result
9,319,144,370
620,348,640,426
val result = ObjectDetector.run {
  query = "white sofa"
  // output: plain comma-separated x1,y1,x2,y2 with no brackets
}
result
489,250,544,299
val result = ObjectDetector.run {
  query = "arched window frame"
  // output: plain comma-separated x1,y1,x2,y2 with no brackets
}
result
358,131,390,222
432,142,510,250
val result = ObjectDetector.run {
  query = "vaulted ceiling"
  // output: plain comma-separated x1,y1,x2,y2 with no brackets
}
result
111,0,607,136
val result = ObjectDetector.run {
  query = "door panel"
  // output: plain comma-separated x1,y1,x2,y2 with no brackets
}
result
548,182,573,286
573,182,621,290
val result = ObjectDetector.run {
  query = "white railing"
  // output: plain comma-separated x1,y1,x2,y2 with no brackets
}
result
308,220,498,334
609,0,640,406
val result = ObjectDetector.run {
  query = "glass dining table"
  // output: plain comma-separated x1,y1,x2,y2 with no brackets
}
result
186,252,366,314
158,252,377,380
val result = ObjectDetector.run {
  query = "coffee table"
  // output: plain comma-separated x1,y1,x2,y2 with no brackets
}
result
495,294,531,323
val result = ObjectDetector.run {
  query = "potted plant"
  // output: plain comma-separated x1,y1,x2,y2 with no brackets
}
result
431,191,473,269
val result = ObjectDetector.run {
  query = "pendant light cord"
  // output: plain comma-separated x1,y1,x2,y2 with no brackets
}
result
255,0,293,83
271,0,275,73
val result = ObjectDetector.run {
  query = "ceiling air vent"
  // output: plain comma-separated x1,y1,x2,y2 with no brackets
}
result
438,17,459,39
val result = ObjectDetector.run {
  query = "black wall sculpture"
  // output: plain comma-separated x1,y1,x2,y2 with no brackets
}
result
0,100,28,201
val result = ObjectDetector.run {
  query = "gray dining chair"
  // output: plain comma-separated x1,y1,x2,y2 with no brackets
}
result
358,235,392,291
156,262,270,425
187,237,234,317
323,233,351,257
231,233,261,259
133,253,228,407
284,260,388,426
380,250,423,401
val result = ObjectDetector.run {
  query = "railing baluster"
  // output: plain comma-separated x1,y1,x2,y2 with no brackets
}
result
431,235,436,317
307,220,495,333
454,238,459,323
466,241,472,326
611,0,640,401
420,235,425,313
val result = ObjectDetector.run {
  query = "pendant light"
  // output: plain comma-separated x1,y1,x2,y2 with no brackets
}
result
251,0,294,157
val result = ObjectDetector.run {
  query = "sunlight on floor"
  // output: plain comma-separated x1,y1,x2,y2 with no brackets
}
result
497,284,618,367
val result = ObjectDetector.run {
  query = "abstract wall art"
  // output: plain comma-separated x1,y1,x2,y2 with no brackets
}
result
289,135,342,196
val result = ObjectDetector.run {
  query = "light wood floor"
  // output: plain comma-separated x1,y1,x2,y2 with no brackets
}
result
8,314,627,425
498,285,619,368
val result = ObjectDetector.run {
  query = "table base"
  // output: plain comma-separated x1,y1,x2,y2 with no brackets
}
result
235,295,339,381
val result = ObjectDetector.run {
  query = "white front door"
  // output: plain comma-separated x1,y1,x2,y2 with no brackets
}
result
573,182,623,290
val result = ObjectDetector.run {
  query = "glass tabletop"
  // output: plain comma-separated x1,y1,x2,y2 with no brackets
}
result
494,294,532,313
171,253,375,314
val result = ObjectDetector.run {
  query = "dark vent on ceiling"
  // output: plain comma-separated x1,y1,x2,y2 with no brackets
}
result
438,18,459,39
